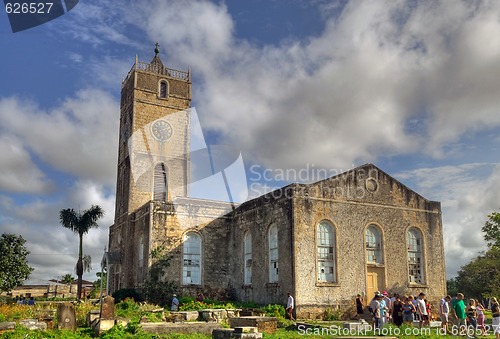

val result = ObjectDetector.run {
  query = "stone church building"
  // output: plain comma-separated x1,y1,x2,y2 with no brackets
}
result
107,51,446,318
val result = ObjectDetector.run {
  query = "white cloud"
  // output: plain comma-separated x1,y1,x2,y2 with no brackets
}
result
134,0,500,173
0,178,115,282
0,135,54,193
395,162,500,277
0,89,119,188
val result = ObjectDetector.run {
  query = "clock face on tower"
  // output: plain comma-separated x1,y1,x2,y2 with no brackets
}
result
151,120,173,142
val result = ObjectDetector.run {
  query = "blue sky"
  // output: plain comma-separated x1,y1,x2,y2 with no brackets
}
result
1,0,500,284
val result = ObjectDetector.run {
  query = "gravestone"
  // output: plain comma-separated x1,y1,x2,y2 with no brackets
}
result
100,296,115,320
57,303,76,331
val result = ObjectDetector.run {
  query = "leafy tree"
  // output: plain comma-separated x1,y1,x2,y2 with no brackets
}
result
61,274,75,284
482,211,500,248
454,246,500,300
446,277,459,296
59,205,104,300
0,234,34,292
91,272,107,298
143,246,177,307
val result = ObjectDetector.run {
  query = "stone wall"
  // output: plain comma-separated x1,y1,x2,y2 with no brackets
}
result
291,164,445,318
228,187,295,305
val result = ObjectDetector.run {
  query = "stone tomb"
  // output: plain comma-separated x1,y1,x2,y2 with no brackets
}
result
92,296,116,335
57,303,76,331
213,326,263,339
228,317,277,334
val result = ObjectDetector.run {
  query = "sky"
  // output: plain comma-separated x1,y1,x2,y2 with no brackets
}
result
1,0,500,285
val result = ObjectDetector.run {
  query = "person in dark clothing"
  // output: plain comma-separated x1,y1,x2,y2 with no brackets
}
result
356,294,364,320
392,295,403,326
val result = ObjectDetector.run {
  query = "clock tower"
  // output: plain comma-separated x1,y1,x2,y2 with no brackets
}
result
115,45,191,217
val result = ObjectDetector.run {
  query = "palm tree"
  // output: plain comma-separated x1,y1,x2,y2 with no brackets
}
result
61,273,75,285
59,205,104,300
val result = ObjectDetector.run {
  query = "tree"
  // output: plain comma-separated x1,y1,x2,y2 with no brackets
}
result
61,273,75,284
91,271,107,298
0,234,34,292
451,210,500,300
60,205,104,300
482,211,500,248
143,246,177,307
454,247,500,300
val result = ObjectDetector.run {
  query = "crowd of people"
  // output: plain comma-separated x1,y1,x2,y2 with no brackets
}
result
357,291,500,338
14,295,35,305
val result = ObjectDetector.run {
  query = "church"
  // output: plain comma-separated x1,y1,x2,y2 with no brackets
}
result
106,49,446,318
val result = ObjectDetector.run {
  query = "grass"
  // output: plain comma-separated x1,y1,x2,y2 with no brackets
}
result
5,298,497,338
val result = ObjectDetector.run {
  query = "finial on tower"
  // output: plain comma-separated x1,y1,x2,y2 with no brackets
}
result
154,42,160,56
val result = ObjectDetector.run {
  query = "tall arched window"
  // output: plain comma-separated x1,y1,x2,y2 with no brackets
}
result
317,220,336,282
365,225,383,264
138,236,144,268
244,232,252,285
407,228,424,284
183,232,201,285
153,163,168,201
159,80,168,98
268,225,279,283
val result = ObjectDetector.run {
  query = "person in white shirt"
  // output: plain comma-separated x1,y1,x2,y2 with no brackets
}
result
286,292,295,321
417,292,429,328
171,294,179,311
439,295,451,332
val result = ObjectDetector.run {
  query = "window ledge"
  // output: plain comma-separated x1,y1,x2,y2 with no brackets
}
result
265,283,280,288
407,283,428,288
316,282,340,287
367,263,385,268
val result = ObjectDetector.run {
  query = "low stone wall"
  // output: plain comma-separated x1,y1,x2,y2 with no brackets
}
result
228,317,277,334
213,327,263,339
141,322,222,335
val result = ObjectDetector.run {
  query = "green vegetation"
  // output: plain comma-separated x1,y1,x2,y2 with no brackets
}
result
142,245,178,307
447,210,500,299
0,233,34,293
111,288,143,303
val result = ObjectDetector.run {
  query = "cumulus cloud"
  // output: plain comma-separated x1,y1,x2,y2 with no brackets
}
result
135,0,500,171
0,179,115,282
0,135,54,193
395,163,500,277
0,88,118,282
0,89,119,188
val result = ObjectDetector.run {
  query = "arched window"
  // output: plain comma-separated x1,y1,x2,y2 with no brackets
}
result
268,225,279,283
138,236,144,268
365,225,383,264
244,232,252,285
183,232,201,285
159,80,168,98
407,228,424,284
153,163,168,201
317,220,336,282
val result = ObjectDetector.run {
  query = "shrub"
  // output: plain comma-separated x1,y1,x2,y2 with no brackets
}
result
322,306,342,321
262,304,286,318
112,288,143,303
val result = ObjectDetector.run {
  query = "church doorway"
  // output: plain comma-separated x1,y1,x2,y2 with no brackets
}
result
366,266,385,303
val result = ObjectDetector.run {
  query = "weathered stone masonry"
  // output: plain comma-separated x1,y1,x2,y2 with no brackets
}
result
107,54,446,319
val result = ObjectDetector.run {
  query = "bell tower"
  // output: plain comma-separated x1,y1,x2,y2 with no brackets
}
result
114,44,192,217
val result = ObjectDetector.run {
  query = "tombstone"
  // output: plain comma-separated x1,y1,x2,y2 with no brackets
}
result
57,303,76,331
100,296,115,320
93,296,116,335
